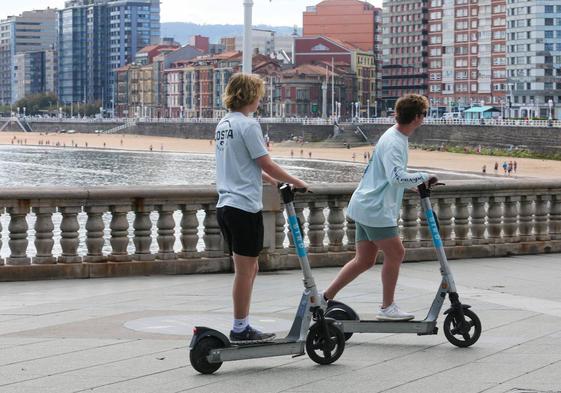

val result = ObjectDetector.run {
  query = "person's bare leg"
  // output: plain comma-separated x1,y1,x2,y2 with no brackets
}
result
232,253,259,319
374,236,406,308
324,240,379,300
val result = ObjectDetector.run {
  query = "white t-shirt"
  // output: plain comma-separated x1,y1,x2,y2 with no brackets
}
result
346,125,428,227
215,112,269,213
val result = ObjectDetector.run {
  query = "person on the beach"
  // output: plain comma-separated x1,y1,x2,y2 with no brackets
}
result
321,94,436,321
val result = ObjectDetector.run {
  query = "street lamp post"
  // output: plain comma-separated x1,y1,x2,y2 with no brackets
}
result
367,99,370,119
355,102,360,120
548,99,554,126
243,0,253,74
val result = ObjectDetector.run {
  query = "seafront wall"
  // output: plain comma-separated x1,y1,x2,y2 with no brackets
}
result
8,120,561,152
0,180,559,281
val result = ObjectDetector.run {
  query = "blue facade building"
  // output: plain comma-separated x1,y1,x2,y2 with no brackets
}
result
58,0,160,112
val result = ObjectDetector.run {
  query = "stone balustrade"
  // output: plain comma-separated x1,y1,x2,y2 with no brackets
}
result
0,180,560,281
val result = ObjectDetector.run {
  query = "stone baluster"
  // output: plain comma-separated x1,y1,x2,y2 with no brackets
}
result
133,201,155,261
109,206,132,262
275,211,287,253
454,198,471,246
503,196,520,243
327,199,346,252
288,203,306,254
203,205,223,257
84,207,107,263
307,202,327,253
178,206,200,259
32,207,56,265
436,198,454,246
487,197,504,244
534,195,550,241
6,206,30,265
401,197,419,248
550,194,561,240
345,216,356,252
519,195,535,242
156,205,177,261
58,207,82,264
471,197,488,245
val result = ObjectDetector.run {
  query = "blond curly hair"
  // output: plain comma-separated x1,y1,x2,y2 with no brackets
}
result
223,73,266,111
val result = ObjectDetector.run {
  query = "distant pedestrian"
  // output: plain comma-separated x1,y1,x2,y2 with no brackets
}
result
352,152,356,161
85,142,88,148
290,149,294,158
308,151,312,159
508,161,513,176
513,160,517,173
367,152,371,160
103,142,106,148
363,152,367,162
300,148,304,158
502,161,508,175
149,144,153,151
482,164,486,174
120,139,123,146
494,161,499,174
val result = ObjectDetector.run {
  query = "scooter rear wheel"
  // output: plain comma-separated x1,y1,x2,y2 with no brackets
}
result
443,309,482,348
325,305,358,341
189,337,224,374
306,322,345,365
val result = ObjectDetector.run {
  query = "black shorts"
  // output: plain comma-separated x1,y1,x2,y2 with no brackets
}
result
217,206,264,258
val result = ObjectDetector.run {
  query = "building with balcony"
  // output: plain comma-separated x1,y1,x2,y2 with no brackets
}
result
426,0,507,116
506,1,561,119
0,9,57,105
381,0,429,112
58,0,160,112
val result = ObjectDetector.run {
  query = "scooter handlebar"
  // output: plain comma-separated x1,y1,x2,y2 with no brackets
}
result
278,183,310,204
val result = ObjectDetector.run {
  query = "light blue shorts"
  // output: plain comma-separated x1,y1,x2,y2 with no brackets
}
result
355,222,399,242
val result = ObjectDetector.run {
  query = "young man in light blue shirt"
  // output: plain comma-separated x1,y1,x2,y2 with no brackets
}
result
322,94,435,321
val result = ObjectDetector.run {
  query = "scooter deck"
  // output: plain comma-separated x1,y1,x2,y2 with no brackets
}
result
209,339,306,363
340,319,438,335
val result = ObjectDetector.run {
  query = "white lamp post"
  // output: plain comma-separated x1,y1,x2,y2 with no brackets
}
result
243,0,253,74
548,99,554,121
367,99,370,119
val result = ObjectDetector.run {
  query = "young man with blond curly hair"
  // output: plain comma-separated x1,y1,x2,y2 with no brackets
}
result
215,73,308,343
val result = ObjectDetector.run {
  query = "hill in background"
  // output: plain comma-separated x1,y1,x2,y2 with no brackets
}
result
161,22,301,45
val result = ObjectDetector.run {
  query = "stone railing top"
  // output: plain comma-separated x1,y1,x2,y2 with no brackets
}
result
0,180,559,208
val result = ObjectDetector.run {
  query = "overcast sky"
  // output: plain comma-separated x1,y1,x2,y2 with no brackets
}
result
0,0,383,26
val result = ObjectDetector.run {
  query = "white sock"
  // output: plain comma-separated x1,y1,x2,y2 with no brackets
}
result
232,317,249,333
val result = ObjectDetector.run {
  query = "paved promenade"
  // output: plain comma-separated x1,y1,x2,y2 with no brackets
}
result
1,254,561,393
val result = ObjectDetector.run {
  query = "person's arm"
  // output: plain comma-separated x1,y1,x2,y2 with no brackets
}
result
382,143,429,187
262,171,278,186
256,154,308,189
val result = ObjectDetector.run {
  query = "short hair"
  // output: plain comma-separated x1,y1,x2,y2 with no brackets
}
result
395,94,429,125
222,73,265,111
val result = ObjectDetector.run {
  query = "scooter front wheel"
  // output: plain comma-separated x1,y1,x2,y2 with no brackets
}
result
306,322,345,365
443,309,482,348
189,337,224,374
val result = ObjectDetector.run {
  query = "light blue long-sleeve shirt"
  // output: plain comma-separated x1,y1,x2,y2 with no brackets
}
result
346,125,429,227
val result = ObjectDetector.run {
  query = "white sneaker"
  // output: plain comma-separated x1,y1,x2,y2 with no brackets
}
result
377,303,415,321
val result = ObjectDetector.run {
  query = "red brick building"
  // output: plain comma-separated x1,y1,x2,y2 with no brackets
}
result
303,0,380,52
294,35,377,117
426,0,507,115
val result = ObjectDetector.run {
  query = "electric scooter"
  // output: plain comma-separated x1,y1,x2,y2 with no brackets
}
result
189,184,346,374
326,178,482,348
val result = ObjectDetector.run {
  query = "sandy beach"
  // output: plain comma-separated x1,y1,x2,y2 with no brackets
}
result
1,131,559,180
